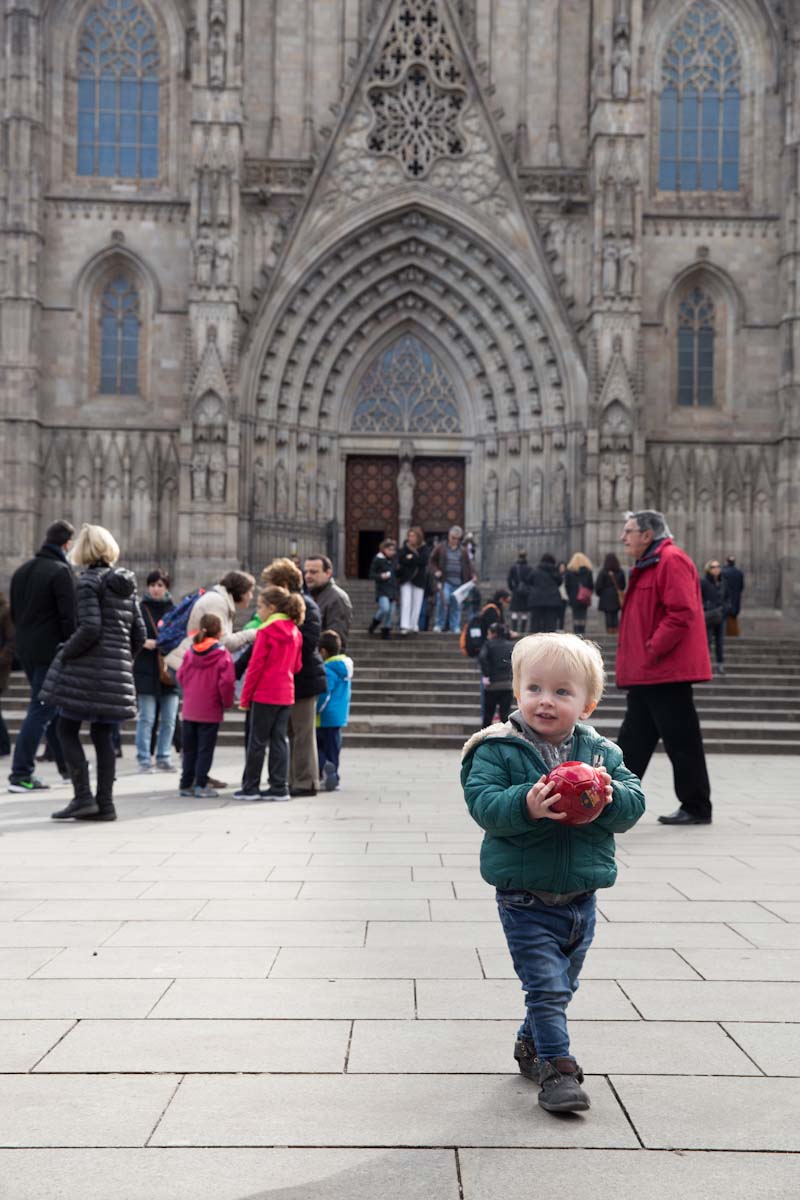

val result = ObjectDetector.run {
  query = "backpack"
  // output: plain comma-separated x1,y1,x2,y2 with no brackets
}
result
156,589,205,654
460,603,499,658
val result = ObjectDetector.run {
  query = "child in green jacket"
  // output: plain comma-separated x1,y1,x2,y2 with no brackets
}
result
461,632,645,1114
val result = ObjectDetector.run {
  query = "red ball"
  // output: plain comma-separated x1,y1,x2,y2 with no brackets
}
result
545,761,608,826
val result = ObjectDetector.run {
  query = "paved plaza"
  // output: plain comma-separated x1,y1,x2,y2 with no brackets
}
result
0,747,798,1198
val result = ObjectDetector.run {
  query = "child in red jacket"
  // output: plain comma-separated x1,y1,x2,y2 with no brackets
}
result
234,586,304,802
175,613,235,798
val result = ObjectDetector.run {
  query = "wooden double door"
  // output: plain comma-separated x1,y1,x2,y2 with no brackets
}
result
345,455,465,578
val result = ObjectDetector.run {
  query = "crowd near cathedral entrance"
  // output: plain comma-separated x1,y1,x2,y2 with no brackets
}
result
0,0,798,612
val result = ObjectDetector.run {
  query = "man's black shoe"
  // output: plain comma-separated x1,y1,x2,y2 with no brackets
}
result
290,786,317,797
658,809,712,826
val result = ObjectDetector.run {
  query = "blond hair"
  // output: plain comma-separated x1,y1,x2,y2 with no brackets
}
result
70,523,120,567
567,552,593,572
511,632,605,705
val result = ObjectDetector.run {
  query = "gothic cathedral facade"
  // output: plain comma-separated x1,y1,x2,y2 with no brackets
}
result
1,0,797,609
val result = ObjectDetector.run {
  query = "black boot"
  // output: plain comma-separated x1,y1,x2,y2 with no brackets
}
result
514,1036,538,1080
537,1057,590,1113
380,626,390,640
52,765,98,820
368,618,380,635
76,786,117,822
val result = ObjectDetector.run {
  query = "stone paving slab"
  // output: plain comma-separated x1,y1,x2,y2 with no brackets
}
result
459,1149,800,1200
150,978,416,1019
152,1074,639,1148
611,1076,800,1150
270,945,483,978
0,1074,180,1147
31,946,280,979
0,949,62,979
720,1022,800,1075
34,1019,351,1074
346,1019,758,1075
0,1148,462,1200
0,1021,74,1072
0,980,170,1019
414,979,639,1020
103,920,367,947
679,948,800,981
620,980,800,1021
477,948,701,980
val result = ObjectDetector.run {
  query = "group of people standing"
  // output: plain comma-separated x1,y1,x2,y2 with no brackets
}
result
2,521,354,823
368,525,477,637
508,552,627,636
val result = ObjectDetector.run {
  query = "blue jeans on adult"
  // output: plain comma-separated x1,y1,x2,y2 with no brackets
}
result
435,581,461,632
373,595,397,629
10,662,61,783
496,888,597,1061
135,691,180,767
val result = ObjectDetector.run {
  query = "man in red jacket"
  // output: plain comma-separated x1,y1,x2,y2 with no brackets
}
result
616,510,712,826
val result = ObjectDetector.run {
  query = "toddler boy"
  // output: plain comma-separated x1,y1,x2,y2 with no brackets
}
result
316,630,353,791
461,632,645,1113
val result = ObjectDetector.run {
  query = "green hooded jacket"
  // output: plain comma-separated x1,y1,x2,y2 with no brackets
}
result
460,721,646,894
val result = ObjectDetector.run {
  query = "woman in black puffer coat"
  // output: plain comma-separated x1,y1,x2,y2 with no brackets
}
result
41,524,145,822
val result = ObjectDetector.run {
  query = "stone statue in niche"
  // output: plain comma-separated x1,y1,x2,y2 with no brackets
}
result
619,239,636,298
208,23,226,88
599,454,616,510
396,459,415,536
198,167,213,227
602,238,619,297
611,21,632,99
529,469,543,525
317,474,330,522
195,236,214,288
552,463,568,525
252,458,268,515
191,445,210,501
296,464,309,518
208,447,227,502
214,234,233,288
506,472,520,523
616,457,632,509
484,472,498,527
215,169,231,228
275,460,289,514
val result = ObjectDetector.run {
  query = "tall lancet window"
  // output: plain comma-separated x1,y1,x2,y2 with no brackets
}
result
677,287,715,406
100,275,140,395
659,2,741,192
77,0,160,179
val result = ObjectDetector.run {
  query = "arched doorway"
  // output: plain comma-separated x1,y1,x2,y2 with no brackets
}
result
342,331,467,577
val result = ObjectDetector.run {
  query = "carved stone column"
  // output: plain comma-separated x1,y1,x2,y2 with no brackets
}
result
0,1,45,578
585,0,644,563
179,0,245,584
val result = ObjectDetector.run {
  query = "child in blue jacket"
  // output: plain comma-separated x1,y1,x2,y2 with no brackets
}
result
316,629,353,791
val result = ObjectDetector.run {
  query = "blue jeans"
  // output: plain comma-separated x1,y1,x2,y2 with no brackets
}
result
135,691,180,766
373,595,397,629
317,726,342,775
435,581,461,632
496,888,597,1061
10,662,61,782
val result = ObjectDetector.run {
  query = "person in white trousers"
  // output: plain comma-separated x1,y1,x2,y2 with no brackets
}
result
397,526,428,635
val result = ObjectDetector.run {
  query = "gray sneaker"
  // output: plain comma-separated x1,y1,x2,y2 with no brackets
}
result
8,776,50,793
194,786,219,798
537,1057,590,1113
155,761,176,772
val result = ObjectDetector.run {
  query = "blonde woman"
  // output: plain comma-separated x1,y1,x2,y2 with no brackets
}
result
41,524,145,822
565,552,594,636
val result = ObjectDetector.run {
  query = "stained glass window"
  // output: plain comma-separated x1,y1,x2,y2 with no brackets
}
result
100,275,140,394
659,1,740,192
352,334,462,433
677,287,715,406
77,0,160,179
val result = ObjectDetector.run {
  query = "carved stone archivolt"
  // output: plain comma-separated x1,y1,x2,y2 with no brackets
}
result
252,209,568,440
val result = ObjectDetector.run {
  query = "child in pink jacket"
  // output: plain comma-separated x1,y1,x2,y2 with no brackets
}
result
176,613,235,798
234,586,304,802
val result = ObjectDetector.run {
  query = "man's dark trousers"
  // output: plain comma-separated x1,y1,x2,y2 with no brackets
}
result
10,662,62,783
617,682,712,821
